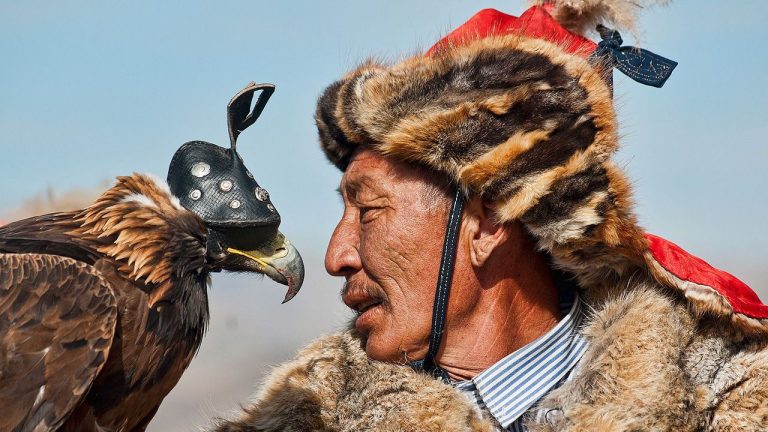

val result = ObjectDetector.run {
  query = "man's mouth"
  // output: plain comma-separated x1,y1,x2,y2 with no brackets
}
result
355,299,383,315
342,284,386,320
350,297,385,332
341,281,388,331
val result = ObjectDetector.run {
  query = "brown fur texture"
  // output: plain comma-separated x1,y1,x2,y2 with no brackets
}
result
526,282,768,431
211,330,497,432
314,27,767,335
211,281,768,431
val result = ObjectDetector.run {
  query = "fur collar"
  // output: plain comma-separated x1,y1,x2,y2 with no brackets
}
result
211,280,768,431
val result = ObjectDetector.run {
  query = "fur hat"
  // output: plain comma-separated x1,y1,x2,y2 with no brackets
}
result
315,1,768,334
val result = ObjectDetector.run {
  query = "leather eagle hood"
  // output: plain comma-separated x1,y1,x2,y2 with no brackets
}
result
168,83,279,229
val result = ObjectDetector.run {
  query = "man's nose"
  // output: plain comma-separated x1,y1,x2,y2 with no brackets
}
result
325,217,361,277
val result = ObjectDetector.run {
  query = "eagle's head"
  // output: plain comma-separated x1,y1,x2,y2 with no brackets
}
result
167,139,304,304
164,82,305,304
73,172,304,307
73,83,304,307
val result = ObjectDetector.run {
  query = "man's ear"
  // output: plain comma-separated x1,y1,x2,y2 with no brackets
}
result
463,197,513,268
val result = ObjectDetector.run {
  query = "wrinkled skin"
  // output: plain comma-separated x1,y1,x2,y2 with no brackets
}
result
326,149,561,375
326,149,455,362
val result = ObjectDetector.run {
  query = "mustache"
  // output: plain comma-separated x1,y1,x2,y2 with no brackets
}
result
341,280,389,303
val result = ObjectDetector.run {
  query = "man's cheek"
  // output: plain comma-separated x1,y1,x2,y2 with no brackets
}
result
361,233,409,278
384,234,420,275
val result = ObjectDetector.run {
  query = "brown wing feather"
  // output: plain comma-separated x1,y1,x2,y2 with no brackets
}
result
0,253,117,432
0,212,101,263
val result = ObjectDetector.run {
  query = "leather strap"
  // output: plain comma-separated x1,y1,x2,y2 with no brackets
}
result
410,187,464,383
227,82,275,151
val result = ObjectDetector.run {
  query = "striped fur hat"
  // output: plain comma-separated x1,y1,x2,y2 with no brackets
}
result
315,1,768,334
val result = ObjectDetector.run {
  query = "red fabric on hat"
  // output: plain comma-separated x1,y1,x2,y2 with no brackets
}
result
426,6,597,57
646,233,768,319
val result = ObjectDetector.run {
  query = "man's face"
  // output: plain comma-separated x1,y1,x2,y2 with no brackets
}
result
325,149,451,362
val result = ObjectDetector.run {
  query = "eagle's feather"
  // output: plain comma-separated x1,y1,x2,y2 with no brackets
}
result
0,254,117,432
0,173,210,432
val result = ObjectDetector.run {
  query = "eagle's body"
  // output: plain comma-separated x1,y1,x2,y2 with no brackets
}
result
0,174,211,431
1,82,303,432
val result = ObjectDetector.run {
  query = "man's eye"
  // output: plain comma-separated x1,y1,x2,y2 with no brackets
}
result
359,207,380,223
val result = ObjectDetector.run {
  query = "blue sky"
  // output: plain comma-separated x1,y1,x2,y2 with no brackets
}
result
1,2,767,429
2,1,766,271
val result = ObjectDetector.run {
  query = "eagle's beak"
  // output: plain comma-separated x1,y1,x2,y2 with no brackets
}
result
227,232,304,302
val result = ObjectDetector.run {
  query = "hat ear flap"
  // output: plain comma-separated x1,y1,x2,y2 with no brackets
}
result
643,234,768,334
227,82,275,151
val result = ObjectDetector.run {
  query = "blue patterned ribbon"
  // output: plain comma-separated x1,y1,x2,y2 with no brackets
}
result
591,24,677,88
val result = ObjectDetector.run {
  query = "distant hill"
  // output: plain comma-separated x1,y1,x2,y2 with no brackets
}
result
0,181,109,226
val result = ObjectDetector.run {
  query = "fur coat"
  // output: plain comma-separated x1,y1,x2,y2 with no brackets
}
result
210,279,768,432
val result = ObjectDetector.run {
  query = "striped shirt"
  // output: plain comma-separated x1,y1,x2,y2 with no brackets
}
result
453,291,587,431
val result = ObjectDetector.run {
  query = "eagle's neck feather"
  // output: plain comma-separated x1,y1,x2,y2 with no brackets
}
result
72,173,207,307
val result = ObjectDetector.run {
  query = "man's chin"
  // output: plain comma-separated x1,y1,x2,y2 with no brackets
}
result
363,336,400,362
362,332,425,364
355,326,392,361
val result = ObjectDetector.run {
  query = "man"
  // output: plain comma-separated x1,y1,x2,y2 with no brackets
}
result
212,2,768,431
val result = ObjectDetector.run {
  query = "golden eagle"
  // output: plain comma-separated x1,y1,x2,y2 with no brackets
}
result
0,83,304,431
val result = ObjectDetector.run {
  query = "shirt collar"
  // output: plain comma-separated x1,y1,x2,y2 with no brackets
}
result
467,293,588,428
